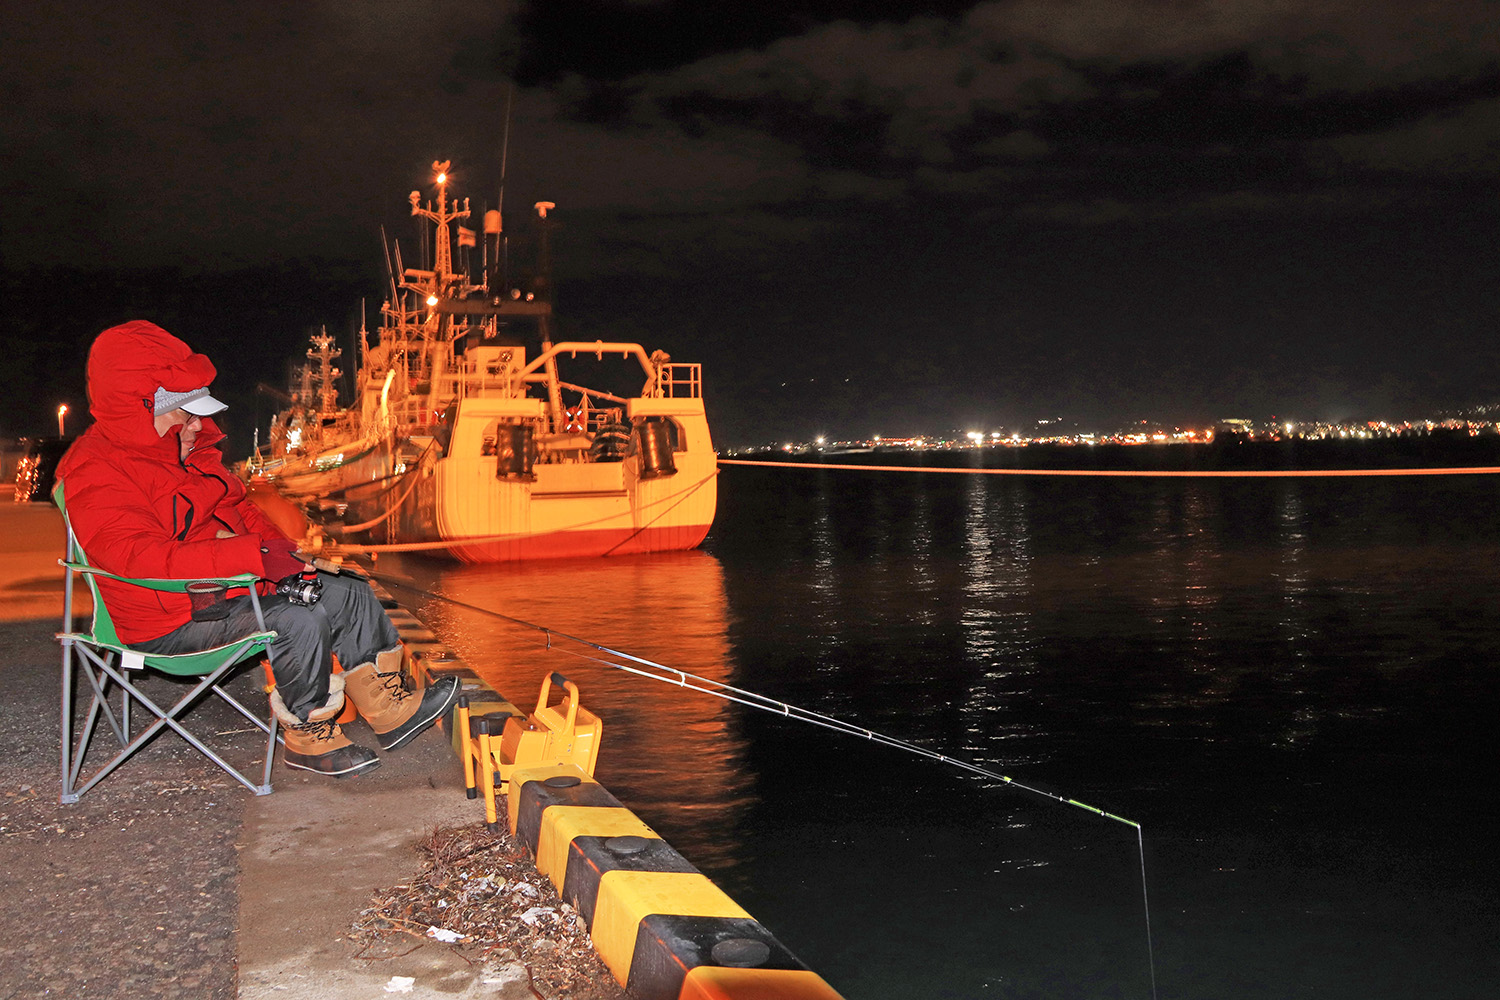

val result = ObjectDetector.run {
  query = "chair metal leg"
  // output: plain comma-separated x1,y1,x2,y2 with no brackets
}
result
210,680,276,794
75,647,128,746
60,652,282,801
260,703,278,795
62,646,129,801
60,638,78,805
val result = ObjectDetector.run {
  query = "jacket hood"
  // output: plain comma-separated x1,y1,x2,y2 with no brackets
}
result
85,321,220,451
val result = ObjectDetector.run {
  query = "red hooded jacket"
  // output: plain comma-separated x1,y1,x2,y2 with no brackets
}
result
56,321,290,643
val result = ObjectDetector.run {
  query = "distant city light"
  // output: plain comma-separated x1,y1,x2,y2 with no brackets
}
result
720,410,1498,457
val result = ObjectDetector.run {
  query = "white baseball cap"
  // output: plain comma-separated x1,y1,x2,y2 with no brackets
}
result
153,386,228,417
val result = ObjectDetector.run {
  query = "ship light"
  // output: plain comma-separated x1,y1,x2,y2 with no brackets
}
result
437,172,447,184
426,294,439,307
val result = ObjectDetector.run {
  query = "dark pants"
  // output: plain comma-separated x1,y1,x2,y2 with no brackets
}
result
132,571,401,721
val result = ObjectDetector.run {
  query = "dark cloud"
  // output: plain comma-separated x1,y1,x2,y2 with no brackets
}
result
2,1,1498,445
568,1,1500,220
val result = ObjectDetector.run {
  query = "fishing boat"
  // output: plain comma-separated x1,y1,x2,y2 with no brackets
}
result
259,161,717,563
251,327,395,499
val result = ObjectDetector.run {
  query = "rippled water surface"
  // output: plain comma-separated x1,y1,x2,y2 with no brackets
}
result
391,466,1499,1000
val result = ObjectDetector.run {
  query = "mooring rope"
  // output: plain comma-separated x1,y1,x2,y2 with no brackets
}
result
368,572,1159,999
336,461,428,533
718,458,1500,477
601,471,718,556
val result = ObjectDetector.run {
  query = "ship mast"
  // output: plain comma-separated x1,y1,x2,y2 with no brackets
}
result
534,200,564,431
408,161,470,421
408,161,470,291
307,326,342,416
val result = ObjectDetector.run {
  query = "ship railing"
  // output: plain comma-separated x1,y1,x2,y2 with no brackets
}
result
512,342,702,400
658,363,701,399
441,359,518,400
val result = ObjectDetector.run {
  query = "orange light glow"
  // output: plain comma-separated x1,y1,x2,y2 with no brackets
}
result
718,459,1500,478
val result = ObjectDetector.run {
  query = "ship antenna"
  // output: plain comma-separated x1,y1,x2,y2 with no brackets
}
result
499,85,513,227
357,301,368,374
497,84,514,292
380,225,399,303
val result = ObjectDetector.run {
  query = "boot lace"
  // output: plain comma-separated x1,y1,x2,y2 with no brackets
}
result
297,718,341,742
374,668,413,705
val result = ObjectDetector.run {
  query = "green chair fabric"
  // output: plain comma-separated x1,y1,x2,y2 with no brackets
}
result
53,479,281,802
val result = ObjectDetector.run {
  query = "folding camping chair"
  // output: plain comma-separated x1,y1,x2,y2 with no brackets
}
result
53,480,280,803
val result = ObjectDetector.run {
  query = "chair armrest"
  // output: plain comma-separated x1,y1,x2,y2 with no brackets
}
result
60,562,262,593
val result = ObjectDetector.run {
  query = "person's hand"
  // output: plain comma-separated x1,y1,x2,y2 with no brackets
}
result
260,537,308,580
216,529,237,539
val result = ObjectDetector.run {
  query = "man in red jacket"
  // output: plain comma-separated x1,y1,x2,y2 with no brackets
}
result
57,321,459,778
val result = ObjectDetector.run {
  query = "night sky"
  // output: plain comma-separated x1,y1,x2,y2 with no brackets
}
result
4,1,1499,450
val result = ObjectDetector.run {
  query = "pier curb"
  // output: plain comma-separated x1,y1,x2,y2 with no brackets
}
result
366,574,845,1000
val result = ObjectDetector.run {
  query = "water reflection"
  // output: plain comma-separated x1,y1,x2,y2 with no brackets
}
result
1276,481,1309,659
399,549,755,873
1179,485,1216,669
960,473,1001,660
904,479,937,626
807,470,844,677
959,478,1038,772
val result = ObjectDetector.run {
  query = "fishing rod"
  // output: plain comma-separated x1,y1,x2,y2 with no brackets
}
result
363,570,1159,1000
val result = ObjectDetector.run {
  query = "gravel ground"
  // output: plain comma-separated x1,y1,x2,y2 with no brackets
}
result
0,618,245,1000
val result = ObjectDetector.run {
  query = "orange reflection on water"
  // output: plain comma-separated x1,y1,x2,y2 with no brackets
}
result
408,549,756,874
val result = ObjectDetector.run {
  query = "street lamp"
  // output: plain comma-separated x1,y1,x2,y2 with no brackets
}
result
57,404,68,438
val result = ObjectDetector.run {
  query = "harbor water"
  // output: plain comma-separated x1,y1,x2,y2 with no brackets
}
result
390,464,1499,1000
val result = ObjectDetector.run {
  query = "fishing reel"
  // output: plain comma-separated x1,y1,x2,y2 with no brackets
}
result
275,568,323,607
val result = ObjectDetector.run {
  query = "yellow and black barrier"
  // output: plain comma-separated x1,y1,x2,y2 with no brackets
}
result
508,763,843,1000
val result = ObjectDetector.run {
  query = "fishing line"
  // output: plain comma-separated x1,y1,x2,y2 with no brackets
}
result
368,572,1159,1000
719,458,1500,477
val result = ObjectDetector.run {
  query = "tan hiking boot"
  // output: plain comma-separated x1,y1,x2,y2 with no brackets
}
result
269,674,381,778
343,647,461,752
